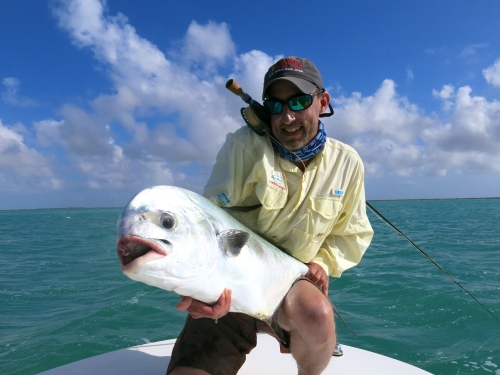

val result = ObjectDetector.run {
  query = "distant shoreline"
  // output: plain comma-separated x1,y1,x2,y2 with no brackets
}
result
0,206,122,212
368,196,500,202
1,196,499,211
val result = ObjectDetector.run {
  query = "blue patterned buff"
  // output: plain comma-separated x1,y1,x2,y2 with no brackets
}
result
270,122,327,162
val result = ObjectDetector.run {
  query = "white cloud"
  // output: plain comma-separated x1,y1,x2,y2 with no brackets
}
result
406,66,414,81
432,84,455,111
46,0,280,194
0,119,59,191
232,50,281,100
0,119,48,175
483,58,500,88
432,84,454,100
323,80,437,178
178,20,235,74
424,85,500,157
1,77,38,107
329,79,433,144
324,77,500,179
34,119,65,147
458,43,488,58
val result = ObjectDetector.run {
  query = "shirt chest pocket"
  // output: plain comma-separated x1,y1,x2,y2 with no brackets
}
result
302,196,343,243
255,181,287,233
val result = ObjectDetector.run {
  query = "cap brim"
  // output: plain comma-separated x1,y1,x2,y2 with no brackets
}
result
262,77,318,100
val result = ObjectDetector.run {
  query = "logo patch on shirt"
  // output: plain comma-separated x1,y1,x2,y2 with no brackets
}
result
269,174,285,191
271,174,284,184
217,193,231,206
332,189,344,197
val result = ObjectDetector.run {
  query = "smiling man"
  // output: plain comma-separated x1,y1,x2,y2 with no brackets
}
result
167,57,374,375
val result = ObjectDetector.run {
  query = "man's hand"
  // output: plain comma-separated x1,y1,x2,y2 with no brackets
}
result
305,263,329,297
176,289,232,319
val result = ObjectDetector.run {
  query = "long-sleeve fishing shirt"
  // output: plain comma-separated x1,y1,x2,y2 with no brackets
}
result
203,126,374,277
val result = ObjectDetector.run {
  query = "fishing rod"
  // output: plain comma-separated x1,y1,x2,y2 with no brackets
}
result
366,201,500,325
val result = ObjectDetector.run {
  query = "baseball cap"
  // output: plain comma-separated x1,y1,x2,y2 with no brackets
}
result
262,57,324,100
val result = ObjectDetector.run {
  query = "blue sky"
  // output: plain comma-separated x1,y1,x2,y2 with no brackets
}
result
1,0,500,209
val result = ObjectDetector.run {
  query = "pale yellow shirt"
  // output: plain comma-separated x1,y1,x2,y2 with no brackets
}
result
203,126,374,277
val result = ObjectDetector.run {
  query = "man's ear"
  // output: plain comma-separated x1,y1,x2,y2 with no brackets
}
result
319,91,331,115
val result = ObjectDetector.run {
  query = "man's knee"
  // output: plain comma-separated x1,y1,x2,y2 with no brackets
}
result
280,281,334,332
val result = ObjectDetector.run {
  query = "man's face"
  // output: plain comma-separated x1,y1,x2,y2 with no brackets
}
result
266,80,329,151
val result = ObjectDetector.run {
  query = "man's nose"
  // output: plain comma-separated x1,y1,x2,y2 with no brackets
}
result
280,105,296,124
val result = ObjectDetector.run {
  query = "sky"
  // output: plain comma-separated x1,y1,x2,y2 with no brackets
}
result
1,0,500,209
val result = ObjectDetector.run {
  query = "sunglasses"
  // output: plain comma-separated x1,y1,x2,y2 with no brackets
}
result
263,90,324,115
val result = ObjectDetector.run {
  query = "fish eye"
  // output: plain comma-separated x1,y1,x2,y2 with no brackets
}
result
160,213,175,229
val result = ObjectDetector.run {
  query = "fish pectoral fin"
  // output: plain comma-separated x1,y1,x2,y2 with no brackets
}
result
218,229,249,257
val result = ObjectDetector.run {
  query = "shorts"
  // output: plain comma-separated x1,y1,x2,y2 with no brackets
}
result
166,278,317,375
166,313,258,375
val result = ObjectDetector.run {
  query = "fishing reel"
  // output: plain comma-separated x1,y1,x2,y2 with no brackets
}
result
225,79,271,136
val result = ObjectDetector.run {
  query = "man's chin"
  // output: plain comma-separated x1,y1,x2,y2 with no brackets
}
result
283,140,306,151
276,135,305,150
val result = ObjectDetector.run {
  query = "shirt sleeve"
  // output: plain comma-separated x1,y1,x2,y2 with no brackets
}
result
312,158,374,277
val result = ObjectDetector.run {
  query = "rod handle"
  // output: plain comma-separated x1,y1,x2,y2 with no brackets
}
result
226,79,243,96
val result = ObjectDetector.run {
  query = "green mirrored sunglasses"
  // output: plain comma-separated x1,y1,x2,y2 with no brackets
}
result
263,90,324,115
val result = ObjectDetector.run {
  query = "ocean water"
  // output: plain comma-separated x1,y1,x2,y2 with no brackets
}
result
1,199,499,375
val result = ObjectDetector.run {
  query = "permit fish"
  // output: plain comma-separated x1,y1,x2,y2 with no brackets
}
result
116,185,308,337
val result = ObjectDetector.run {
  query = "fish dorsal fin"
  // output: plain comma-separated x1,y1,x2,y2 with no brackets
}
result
218,229,249,257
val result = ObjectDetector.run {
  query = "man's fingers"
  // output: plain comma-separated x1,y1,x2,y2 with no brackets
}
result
189,302,216,318
212,289,232,318
310,274,320,285
322,284,329,297
176,296,193,311
306,262,330,295
179,289,232,319
306,270,321,287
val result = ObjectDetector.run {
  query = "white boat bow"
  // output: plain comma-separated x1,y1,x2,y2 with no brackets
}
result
38,333,432,374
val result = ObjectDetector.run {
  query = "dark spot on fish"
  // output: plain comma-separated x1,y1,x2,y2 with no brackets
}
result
218,229,249,257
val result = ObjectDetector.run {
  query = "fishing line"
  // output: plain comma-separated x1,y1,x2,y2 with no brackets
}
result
366,201,500,325
476,332,498,352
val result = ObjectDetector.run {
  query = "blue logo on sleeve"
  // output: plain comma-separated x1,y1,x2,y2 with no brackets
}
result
333,189,344,196
217,193,231,206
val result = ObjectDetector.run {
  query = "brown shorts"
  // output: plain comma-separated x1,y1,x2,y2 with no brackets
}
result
166,278,318,375
166,313,258,375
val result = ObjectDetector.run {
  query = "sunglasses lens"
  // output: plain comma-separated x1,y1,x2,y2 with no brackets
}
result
264,101,283,114
289,95,312,111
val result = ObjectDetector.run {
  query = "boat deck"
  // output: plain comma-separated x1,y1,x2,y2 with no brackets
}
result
38,333,433,374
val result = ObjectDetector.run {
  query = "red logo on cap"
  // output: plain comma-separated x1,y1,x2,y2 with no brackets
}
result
269,58,303,76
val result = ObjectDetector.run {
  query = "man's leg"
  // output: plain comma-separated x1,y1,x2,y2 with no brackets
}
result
277,280,336,375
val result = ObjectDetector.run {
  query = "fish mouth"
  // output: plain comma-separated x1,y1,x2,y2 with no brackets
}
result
117,235,169,269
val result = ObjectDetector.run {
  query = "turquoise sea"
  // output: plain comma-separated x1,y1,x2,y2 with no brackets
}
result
1,198,499,375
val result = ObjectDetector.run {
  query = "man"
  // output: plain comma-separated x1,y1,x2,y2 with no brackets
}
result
167,57,374,375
